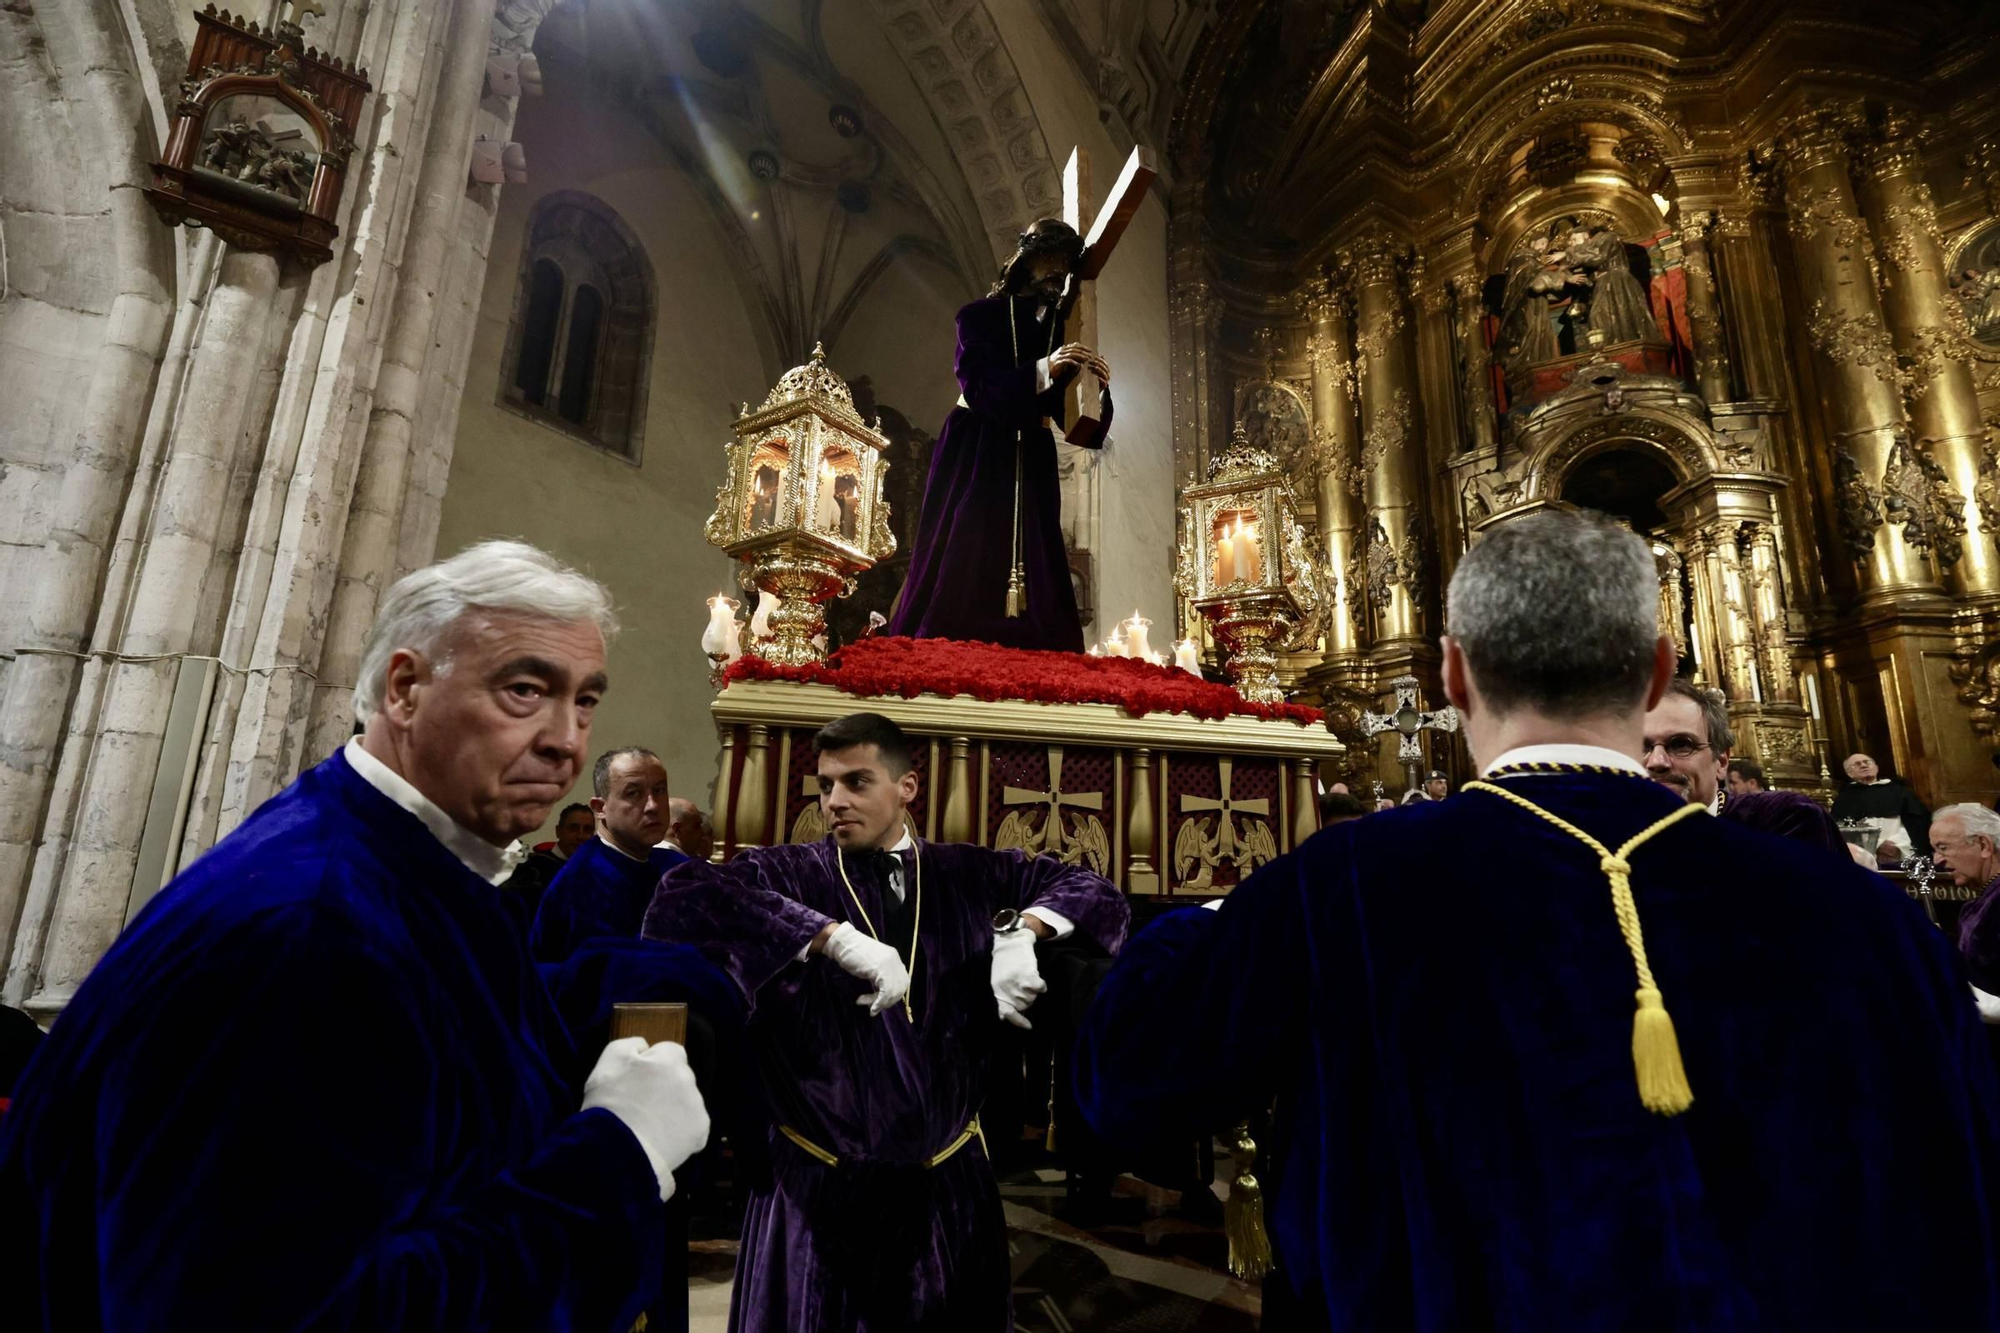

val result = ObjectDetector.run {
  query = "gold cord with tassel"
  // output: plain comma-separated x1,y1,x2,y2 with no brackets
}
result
1223,1120,1275,1279
1004,301,1026,618
1464,780,1705,1116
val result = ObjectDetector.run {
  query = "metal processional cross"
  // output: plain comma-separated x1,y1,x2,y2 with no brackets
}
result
1359,674,1460,795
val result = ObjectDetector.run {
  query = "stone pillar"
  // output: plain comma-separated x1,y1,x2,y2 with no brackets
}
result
1856,112,1997,599
1299,275,1364,662
1774,104,1939,602
1452,272,1499,455
1677,209,1735,405
1344,224,1427,652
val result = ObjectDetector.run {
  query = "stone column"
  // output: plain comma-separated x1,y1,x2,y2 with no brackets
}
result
1856,112,1997,599
1774,104,1939,601
1344,224,1426,651
1299,275,1364,662
1677,209,1735,405
1452,272,1499,455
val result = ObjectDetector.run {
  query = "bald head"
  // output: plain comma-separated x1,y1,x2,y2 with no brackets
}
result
1843,753,1880,783
666,796,713,862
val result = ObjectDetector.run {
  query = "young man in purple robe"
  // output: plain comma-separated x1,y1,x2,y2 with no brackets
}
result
886,218,1112,652
1,541,717,1330
643,711,1129,1330
1076,511,2000,1330
532,746,689,963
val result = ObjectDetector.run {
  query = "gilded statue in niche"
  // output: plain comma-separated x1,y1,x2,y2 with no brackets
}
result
1238,382,1312,480
1494,216,1660,375
1948,221,2000,345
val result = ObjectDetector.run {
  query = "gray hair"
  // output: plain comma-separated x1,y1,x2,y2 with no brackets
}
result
1934,803,2000,847
353,540,618,722
1662,677,1734,753
1446,509,1659,716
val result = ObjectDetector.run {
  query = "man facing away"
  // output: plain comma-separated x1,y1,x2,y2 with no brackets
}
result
1833,750,1933,864
663,795,714,862
1074,510,2000,1330
0,541,711,1330
643,711,1128,1331
531,747,689,964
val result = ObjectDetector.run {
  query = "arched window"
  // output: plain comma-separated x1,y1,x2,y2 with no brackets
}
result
499,193,654,459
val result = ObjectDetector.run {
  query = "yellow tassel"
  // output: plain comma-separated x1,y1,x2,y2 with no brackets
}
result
1632,986,1694,1116
1004,566,1025,618
1223,1121,1275,1280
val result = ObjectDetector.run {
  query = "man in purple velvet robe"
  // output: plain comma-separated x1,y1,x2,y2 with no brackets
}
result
643,711,1129,1331
531,746,689,963
1076,512,2000,1330
886,218,1112,652
0,541,716,1330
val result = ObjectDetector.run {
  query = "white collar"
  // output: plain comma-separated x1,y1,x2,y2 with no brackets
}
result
1481,743,1649,777
599,834,657,864
343,738,527,886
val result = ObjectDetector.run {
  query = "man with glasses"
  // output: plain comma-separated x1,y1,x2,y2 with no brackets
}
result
1932,804,2000,1023
1642,678,1732,811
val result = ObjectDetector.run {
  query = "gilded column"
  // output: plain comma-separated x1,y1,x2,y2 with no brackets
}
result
1745,522,1801,704
1856,112,1994,597
1680,527,1725,692
1453,272,1499,455
1774,104,1939,601
1677,210,1735,405
1343,224,1426,650
1686,524,1760,703
1300,274,1364,661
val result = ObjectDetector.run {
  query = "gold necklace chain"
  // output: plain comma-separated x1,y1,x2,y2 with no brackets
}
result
832,836,923,1023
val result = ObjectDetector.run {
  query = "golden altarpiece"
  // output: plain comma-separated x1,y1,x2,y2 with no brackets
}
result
1166,0,2000,807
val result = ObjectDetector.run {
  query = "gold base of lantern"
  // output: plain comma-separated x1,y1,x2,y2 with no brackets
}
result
749,542,858,667
1199,596,1301,706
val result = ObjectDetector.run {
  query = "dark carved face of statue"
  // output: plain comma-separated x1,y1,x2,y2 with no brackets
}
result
993,217,1085,304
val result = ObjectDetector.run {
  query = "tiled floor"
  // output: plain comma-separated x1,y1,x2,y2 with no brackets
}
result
685,1166,1261,1331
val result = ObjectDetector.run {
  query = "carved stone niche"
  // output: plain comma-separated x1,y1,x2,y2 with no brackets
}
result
144,6,372,268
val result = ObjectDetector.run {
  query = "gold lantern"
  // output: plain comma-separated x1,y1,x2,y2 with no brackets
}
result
705,343,895,666
1174,422,1321,704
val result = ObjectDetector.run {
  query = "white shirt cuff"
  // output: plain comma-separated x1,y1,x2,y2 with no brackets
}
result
1034,355,1052,393
1020,907,1073,940
1974,985,2000,1025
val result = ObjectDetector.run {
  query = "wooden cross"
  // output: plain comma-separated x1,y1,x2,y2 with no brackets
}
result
1058,144,1157,447
1360,674,1460,794
1178,757,1270,864
1000,745,1105,860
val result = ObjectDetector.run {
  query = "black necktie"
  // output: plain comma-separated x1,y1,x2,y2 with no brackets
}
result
870,850,912,964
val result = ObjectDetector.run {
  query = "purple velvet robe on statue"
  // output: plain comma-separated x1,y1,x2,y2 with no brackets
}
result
885,294,1110,652
642,838,1128,1331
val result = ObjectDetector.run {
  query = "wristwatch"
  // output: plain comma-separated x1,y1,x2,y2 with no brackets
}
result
992,908,1025,934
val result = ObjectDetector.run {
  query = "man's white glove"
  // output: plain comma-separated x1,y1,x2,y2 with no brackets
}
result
821,921,910,1017
581,1036,711,1202
991,928,1045,1029
1974,985,2000,1025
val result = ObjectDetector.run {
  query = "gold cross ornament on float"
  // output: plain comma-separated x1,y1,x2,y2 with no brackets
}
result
1173,757,1279,890
705,343,896,666
994,746,1111,875
1175,422,1322,705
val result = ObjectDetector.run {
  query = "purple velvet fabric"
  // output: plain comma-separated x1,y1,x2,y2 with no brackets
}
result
1717,790,1848,854
1959,875,2000,992
884,295,1110,652
641,838,1128,1332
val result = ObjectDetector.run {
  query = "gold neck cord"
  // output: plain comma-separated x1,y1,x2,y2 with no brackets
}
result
832,838,923,1023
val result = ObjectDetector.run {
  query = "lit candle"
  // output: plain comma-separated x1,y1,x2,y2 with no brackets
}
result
702,595,739,659
1104,626,1129,658
1173,638,1201,675
723,611,742,661
1804,671,1822,720
1124,610,1153,661
750,589,778,639
1215,526,1235,585
1087,644,1104,657
1240,521,1262,582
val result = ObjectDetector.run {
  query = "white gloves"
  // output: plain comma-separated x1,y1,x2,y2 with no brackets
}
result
1974,985,2000,1025
821,922,911,1017
991,928,1046,1029
581,1036,711,1202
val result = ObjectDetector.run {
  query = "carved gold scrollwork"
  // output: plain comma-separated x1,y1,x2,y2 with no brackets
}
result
1807,301,1906,389
1836,447,1886,559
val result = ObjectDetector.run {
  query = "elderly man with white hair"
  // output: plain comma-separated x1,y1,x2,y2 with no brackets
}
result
1934,802,2000,1020
0,541,714,1330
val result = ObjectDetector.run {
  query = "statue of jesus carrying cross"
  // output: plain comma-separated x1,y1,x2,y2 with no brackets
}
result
885,145,1154,652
